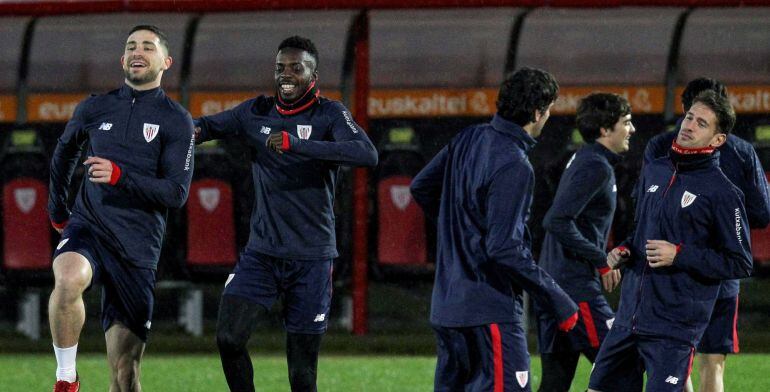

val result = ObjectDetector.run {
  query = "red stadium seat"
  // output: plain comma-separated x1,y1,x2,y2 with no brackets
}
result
751,171,770,266
2,178,51,270
377,175,427,266
186,178,237,268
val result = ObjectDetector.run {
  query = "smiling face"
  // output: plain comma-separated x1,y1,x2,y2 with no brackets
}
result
274,47,317,102
121,29,171,90
677,102,725,149
602,113,635,153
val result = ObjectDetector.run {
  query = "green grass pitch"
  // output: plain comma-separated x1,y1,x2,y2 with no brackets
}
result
3,353,769,391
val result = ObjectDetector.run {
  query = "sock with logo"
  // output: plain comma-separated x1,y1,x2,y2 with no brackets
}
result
54,343,78,382
286,332,322,392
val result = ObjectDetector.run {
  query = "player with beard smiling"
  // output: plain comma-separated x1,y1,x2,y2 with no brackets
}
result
48,25,195,391
194,36,377,392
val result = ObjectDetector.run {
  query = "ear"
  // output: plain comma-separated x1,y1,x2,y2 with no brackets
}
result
163,55,173,71
120,55,125,67
533,110,543,123
710,133,727,148
312,68,319,81
599,127,611,137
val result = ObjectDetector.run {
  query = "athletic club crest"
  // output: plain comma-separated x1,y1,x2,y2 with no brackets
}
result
143,123,159,143
390,185,412,211
14,188,36,213
681,191,697,208
297,124,312,140
516,371,529,388
198,188,221,212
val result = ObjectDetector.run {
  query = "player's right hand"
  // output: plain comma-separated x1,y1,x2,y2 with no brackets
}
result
607,246,630,269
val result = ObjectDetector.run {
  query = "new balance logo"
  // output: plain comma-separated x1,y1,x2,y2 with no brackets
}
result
647,185,659,193
260,125,271,135
314,314,326,322
98,122,113,131
665,376,679,385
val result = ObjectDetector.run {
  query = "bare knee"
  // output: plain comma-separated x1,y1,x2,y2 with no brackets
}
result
52,253,92,299
111,355,141,389
699,353,726,375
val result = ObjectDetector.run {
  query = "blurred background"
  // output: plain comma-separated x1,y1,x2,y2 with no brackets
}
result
1,0,769,358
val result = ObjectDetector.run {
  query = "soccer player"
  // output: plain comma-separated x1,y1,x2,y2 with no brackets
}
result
410,68,579,392
588,90,753,392
536,93,634,391
194,36,377,391
643,78,770,392
48,25,195,391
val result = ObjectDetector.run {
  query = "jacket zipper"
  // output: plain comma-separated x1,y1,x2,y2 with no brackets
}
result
632,165,678,331
125,97,135,142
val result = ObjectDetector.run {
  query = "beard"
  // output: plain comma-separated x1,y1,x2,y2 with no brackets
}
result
123,66,161,86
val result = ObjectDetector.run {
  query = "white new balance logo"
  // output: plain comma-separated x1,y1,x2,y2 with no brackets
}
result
647,185,659,193
313,314,325,322
98,122,113,131
260,125,271,135
665,376,679,385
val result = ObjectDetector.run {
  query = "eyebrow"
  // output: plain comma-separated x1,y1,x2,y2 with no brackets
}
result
126,40,158,47
686,110,710,127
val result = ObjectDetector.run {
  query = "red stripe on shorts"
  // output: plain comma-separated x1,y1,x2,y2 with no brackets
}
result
579,302,600,348
490,323,504,392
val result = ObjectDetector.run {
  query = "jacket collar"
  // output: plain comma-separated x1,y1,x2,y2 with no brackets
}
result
118,84,164,100
490,114,537,152
670,141,720,171
588,142,622,165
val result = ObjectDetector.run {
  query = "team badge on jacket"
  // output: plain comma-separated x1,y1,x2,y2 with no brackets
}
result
681,191,697,208
297,124,312,140
143,123,160,142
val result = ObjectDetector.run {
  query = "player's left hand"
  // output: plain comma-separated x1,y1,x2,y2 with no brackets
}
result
646,239,678,268
601,269,622,292
84,156,119,185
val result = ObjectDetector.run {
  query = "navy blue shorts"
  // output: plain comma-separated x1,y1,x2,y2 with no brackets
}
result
697,295,739,354
433,322,531,392
537,295,614,356
53,224,156,342
589,325,695,392
223,251,332,334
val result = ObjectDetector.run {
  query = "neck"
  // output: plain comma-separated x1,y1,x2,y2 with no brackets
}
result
125,79,161,91
596,137,617,153
275,80,319,115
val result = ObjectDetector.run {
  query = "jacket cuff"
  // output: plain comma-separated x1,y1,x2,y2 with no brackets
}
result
597,266,611,276
109,162,122,186
281,131,291,151
51,219,68,231
558,311,579,332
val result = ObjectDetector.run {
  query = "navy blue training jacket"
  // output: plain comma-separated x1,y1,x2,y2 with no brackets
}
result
196,96,377,260
539,142,621,301
48,85,195,269
411,114,578,328
617,151,752,344
644,130,769,298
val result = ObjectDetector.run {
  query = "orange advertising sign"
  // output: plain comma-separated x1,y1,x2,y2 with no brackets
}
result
675,85,770,114
27,92,182,122
553,86,665,115
0,95,17,122
369,89,497,118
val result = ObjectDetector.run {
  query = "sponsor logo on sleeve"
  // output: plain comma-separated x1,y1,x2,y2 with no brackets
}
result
184,134,194,171
143,123,160,142
735,208,743,244
647,185,659,193
341,110,359,133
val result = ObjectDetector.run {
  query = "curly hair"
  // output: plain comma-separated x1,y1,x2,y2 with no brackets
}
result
278,35,319,70
496,67,559,127
682,77,727,111
692,90,735,134
575,93,631,143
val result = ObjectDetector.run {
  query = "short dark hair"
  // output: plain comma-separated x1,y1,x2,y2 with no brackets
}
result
575,93,631,143
691,90,735,134
278,36,319,70
127,25,170,55
496,67,559,127
682,77,727,111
